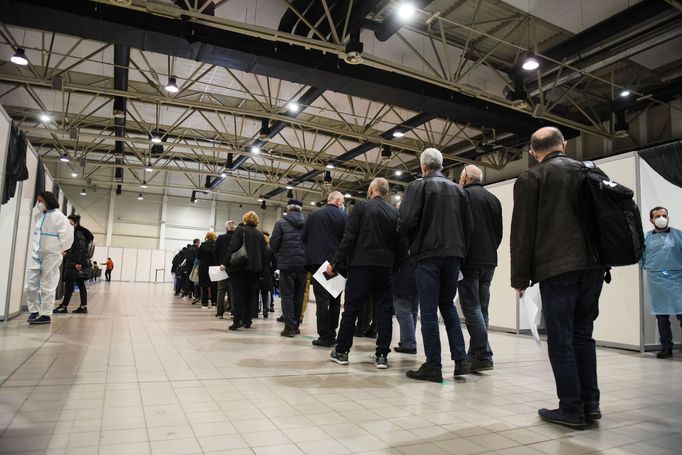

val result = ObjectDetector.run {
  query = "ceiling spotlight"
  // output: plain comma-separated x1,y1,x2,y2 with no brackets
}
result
310,201,316,206
165,76,179,93
324,171,333,183
59,153,70,163
80,188,87,196
11,48,28,66
190,190,197,203
392,129,405,138
287,189,294,198
40,113,52,123
521,51,540,71
344,192,352,198
619,88,631,98
145,161,153,172
226,152,234,169
287,102,300,113
257,196,265,202
150,133,162,144
251,145,261,154
397,2,416,20
381,144,392,158
326,163,335,169
137,193,144,200
220,171,227,178
113,109,125,119
261,200,267,210
71,172,78,178
394,170,403,176
140,180,148,188
286,185,293,190
258,118,270,141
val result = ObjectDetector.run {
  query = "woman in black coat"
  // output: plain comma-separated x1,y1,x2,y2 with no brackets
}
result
257,232,277,318
227,211,267,330
197,231,218,308
54,215,93,314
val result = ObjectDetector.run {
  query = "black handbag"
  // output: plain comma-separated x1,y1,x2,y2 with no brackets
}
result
230,230,249,270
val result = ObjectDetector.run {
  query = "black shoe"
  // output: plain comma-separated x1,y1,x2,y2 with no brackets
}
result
53,305,68,314
454,359,471,377
72,306,88,314
394,345,417,354
406,363,442,383
584,405,602,421
27,312,39,322
29,315,51,325
353,327,363,337
363,330,377,339
276,316,285,323
312,338,336,347
215,314,224,319
228,322,243,331
374,354,388,369
657,349,673,359
281,327,296,338
295,327,300,334
469,358,494,372
263,313,269,319
330,350,349,365
538,408,587,429
269,305,275,312
243,321,252,329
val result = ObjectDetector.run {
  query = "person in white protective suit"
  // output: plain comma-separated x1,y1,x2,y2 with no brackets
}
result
641,206,682,359
25,191,74,325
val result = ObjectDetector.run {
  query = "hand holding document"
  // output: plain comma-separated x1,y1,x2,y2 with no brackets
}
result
209,266,228,282
313,261,346,298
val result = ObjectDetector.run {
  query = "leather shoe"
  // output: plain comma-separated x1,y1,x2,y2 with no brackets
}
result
538,408,587,429
406,363,442,383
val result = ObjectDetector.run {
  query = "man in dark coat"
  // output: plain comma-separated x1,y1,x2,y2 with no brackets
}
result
215,220,236,318
181,239,200,299
171,247,187,296
328,178,399,369
271,199,307,337
302,191,348,347
457,164,503,372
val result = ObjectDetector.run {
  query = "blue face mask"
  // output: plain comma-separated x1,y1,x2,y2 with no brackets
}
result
338,205,345,212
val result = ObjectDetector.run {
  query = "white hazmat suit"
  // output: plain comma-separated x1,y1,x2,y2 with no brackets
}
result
25,206,73,316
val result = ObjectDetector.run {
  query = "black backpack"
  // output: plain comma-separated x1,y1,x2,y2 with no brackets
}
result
576,161,645,268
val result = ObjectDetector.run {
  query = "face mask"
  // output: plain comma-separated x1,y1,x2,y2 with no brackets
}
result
654,216,669,229
37,202,46,212
338,205,345,212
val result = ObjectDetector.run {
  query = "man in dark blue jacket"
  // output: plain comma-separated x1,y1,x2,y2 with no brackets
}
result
271,199,307,337
302,191,348,347
328,178,399,369
215,220,236,318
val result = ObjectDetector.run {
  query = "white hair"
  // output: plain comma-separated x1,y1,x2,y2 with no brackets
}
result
327,191,343,204
420,148,443,173
287,204,302,212
225,220,236,231
461,164,483,183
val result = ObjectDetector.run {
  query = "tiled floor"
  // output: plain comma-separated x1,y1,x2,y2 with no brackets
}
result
1,282,681,455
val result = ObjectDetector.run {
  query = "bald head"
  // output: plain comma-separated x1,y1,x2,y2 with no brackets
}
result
460,164,483,186
327,191,344,207
530,127,565,161
368,178,389,199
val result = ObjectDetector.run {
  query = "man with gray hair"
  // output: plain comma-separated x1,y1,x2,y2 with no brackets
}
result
457,165,502,372
399,148,474,382
302,191,348,347
328,178,399,368
216,220,237,318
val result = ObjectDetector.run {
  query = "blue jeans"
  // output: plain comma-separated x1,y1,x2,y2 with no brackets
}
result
415,257,467,367
540,269,604,416
394,294,418,349
458,266,495,361
656,315,682,350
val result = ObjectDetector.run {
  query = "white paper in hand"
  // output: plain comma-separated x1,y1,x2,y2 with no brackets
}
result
520,285,542,345
208,266,228,282
312,261,346,298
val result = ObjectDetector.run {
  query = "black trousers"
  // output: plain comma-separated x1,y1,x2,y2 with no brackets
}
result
231,271,259,325
313,280,341,342
201,282,217,306
216,278,232,316
336,266,393,356
105,269,111,281
540,268,604,416
657,315,682,350
280,271,307,329
62,278,87,307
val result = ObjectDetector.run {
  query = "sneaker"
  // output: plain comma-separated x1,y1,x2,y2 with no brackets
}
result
201,305,209,310
27,312,39,322
53,305,68,314
374,354,388,369
228,322,243,331
281,327,296,338
454,359,471,377
394,344,417,354
192,298,199,304
469,358,494,372
657,349,673,359
29,315,51,325
72,306,88,314
538,408,587,429
276,316,285,323
330,350,349,365
263,313,268,319
406,363,442,383
312,338,336,347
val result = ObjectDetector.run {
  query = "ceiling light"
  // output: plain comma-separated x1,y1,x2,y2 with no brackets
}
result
326,163,335,169
261,200,267,210
619,89,631,98
137,193,144,200
140,180,148,188
521,51,540,71
310,201,316,206
145,161,153,172
164,76,179,93
251,145,261,154
71,172,78,178
11,48,28,66
220,171,227,178
258,118,270,140
286,185,293,190
59,153,70,163
80,188,87,196
394,170,403,176
226,153,234,169
257,196,264,202
190,190,197,203
40,113,51,123
344,193,352,198
324,171,332,183
381,145,392,157
150,133,162,144
287,189,294,198
392,130,405,138
287,102,300,113
397,2,416,20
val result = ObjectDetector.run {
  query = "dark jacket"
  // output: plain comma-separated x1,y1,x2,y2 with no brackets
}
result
398,172,474,261
183,245,198,271
63,225,93,280
332,196,399,269
228,224,267,274
271,211,306,272
463,183,503,268
215,231,234,267
302,204,348,272
197,239,216,287
261,245,277,291
393,236,417,297
510,152,597,289
171,250,186,274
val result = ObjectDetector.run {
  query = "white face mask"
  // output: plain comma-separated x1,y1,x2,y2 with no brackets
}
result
654,216,669,229
37,202,46,212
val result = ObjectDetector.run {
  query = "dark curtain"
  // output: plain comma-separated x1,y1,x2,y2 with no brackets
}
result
33,156,45,205
2,121,29,204
639,140,682,188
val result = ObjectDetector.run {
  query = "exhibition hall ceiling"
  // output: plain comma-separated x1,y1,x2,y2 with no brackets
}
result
0,0,679,205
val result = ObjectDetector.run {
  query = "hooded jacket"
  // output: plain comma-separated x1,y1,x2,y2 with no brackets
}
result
271,210,306,272
63,225,93,281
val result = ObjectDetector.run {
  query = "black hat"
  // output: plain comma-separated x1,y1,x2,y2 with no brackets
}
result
287,199,303,207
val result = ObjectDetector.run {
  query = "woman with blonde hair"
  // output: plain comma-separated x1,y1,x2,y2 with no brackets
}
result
197,231,218,309
227,211,267,330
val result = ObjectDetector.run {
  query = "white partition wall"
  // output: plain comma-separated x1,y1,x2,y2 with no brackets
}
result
107,247,124,281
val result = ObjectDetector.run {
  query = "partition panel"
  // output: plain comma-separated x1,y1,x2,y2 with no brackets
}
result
150,250,166,283
135,249,152,282
121,248,137,282
107,247,123,281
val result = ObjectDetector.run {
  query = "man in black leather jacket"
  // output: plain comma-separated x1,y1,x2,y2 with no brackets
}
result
399,148,474,383
511,127,604,429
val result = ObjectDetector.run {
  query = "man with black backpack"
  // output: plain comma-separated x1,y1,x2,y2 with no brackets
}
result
511,127,606,430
